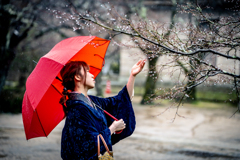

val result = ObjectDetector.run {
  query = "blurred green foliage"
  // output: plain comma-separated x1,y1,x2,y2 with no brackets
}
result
110,62,120,74
110,85,237,106
0,86,24,113
0,44,38,113
196,90,237,105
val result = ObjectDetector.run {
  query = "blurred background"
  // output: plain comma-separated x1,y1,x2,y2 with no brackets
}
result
0,0,240,159
0,0,239,113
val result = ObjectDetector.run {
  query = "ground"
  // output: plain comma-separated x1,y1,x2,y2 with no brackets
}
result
0,96,240,160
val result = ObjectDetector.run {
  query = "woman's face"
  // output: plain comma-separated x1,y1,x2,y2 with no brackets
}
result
85,69,95,89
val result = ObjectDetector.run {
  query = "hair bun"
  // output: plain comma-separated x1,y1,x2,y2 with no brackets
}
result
62,87,69,95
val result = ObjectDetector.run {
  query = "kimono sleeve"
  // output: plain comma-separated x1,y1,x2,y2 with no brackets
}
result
61,105,111,160
90,85,136,145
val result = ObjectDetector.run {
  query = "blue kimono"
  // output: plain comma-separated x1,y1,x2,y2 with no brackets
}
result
61,86,135,160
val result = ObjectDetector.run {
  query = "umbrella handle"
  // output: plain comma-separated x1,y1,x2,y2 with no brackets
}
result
115,130,123,134
103,110,123,134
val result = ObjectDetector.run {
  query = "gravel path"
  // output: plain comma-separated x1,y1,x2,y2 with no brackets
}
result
0,100,240,160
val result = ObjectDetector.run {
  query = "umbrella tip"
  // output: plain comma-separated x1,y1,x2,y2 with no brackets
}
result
32,60,38,64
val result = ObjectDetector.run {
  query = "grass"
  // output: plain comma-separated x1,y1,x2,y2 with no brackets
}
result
0,84,237,113
196,90,237,104
110,85,237,107
187,101,231,108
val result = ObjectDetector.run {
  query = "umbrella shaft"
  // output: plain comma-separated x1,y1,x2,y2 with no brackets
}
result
103,110,118,121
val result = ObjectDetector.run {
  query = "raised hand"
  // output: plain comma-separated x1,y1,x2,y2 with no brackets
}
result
131,59,146,77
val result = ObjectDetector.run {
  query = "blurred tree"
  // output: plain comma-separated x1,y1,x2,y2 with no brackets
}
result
36,0,121,97
0,0,36,94
2,0,240,116
139,0,178,104
54,0,240,116
1,0,117,98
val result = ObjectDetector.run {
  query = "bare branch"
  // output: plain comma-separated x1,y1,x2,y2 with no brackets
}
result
75,14,240,61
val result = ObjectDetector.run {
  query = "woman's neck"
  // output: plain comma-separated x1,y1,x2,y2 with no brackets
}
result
74,85,88,96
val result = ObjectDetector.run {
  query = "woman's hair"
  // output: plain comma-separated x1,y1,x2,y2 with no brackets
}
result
59,61,89,115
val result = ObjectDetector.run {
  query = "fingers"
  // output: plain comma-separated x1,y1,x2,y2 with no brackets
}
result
120,119,126,128
136,59,145,66
131,59,146,76
114,119,126,131
140,59,146,68
137,60,145,71
118,119,126,126
116,123,126,131
136,60,142,65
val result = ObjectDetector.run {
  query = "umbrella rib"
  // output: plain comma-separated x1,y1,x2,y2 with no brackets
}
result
91,40,109,47
90,66,101,70
92,40,110,41
56,76,62,82
35,108,47,137
51,83,63,96
94,54,105,66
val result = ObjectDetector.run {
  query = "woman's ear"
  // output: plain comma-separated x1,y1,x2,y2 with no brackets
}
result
74,74,82,82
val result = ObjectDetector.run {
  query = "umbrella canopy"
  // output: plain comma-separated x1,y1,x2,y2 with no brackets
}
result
22,36,110,140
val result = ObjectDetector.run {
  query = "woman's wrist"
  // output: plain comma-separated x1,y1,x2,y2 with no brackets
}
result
131,71,137,77
109,124,116,135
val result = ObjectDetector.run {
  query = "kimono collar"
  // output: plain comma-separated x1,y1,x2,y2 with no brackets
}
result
68,92,97,110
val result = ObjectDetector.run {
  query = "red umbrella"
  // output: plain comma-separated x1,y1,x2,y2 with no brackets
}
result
22,36,110,140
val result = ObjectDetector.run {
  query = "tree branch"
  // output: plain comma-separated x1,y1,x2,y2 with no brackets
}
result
75,14,240,61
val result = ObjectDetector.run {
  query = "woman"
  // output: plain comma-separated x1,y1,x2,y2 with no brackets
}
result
60,60,145,160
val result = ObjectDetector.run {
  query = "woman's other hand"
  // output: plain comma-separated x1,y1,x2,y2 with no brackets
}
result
109,119,126,135
131,59,146,77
